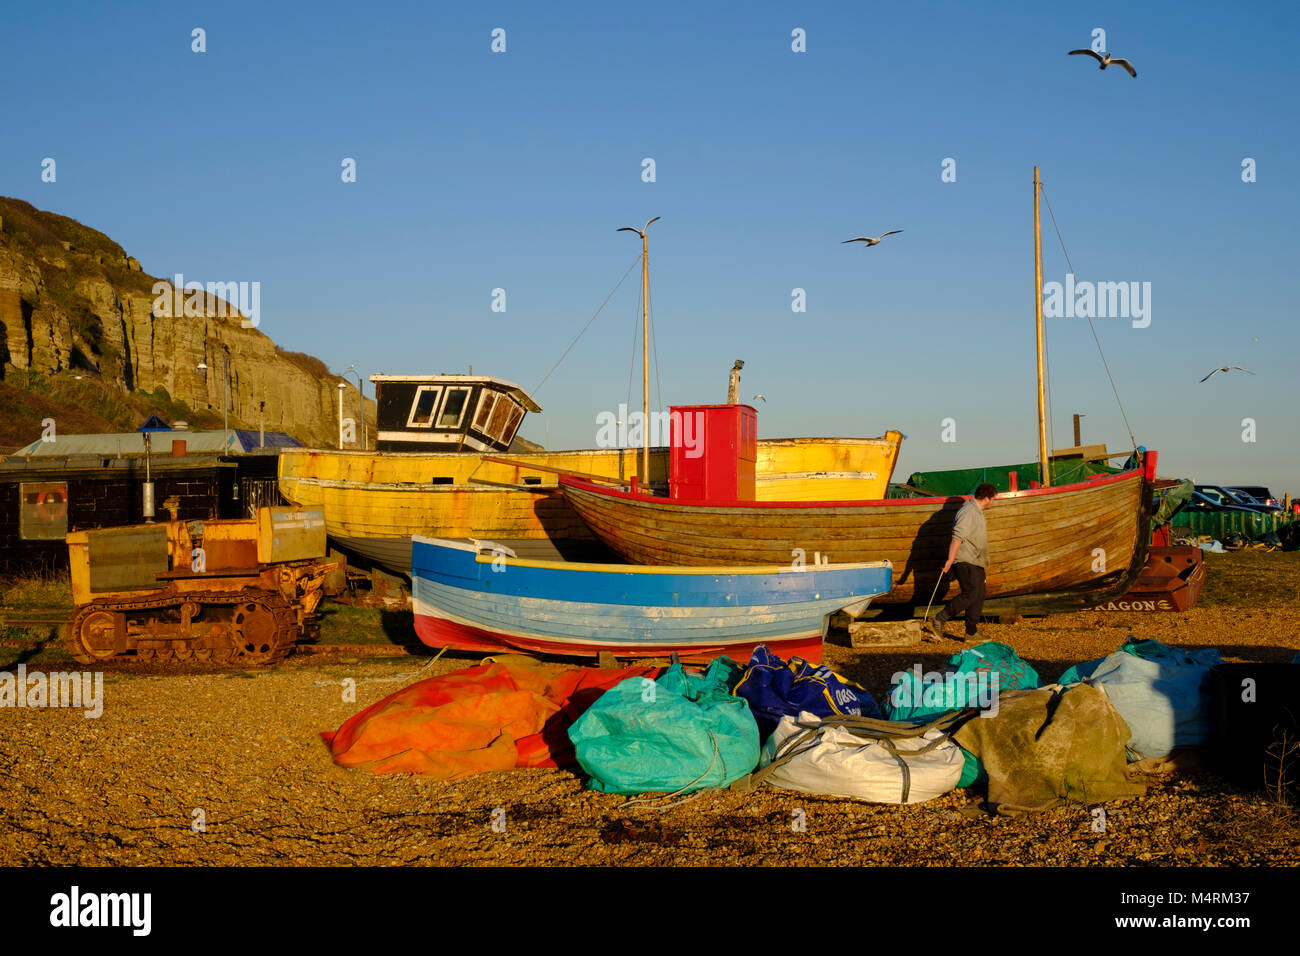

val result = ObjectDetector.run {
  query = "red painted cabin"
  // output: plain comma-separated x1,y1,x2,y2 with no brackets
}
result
668,404,757,503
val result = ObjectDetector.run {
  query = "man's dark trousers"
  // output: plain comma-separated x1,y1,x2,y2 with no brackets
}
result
942,562,986,637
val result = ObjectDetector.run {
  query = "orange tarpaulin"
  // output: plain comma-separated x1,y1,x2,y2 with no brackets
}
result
321,656,659,779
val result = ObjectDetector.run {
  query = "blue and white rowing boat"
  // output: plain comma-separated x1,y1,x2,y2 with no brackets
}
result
410,536,893,663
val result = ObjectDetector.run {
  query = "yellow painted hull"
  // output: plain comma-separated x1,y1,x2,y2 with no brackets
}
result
753,435,903,501
276,433,903,546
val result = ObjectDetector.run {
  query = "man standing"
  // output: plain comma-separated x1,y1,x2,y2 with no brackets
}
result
926,482,997,642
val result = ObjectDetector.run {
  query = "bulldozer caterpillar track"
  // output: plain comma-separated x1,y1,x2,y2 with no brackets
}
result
67,588,306,667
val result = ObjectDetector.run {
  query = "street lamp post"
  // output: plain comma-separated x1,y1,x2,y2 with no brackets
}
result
345,364,366,450
197,352,231,450
337,382,347,450
222,350,230,449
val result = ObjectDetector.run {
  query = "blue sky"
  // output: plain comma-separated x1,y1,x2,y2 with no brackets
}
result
4,0,1298,495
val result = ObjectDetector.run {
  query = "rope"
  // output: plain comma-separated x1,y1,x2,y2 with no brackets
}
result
1044,331,1055,476
1040,185,1138,452
648,274,663,415
626,286,639,423
731,709,976,794
532,254,642,397
619,732,722,811
311,645,446,687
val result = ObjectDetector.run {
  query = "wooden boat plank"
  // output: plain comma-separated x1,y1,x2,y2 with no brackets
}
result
559,466,1155,609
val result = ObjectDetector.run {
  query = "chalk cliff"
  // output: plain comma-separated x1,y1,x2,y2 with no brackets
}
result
0,197,372,447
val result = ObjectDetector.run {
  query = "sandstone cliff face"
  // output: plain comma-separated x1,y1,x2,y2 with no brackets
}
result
0,198,372,447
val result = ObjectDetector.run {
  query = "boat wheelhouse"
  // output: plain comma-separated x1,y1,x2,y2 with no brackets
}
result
372,374,541,453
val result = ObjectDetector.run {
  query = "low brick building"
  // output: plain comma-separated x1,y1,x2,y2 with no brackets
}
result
0,429,298,573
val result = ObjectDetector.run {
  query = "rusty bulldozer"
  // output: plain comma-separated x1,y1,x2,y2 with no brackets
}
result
66,507,340,665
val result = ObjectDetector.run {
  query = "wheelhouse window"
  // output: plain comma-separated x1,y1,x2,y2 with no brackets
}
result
472,391,525,444
20,481,69,541
473,392,498,432
406,386,443,428
486,395,514,441
500,403,525,445
436,387,471,429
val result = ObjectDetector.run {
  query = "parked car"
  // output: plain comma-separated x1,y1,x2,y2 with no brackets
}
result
1185,490,1266,515
1223,488,1285,514
1194,485,1282,514
1228,485,1278,507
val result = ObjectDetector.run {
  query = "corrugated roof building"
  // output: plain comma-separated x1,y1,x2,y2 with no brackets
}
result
9,430,302,457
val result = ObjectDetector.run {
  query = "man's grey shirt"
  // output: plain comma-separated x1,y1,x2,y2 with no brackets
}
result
952,499,989,568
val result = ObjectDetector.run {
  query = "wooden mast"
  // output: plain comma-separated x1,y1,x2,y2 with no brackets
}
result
640,227,650,483
1034,167,1050,487
619,217,659,484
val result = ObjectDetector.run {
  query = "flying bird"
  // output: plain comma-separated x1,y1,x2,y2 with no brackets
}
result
1068,49,1137,77
1200,366,1254,383
753,394,766,403
842,231,902,247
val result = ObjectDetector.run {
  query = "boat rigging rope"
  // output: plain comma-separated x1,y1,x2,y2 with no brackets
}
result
532,254,643,397
622,252,664,428
648,277,663,414
626,292,639,420
1044,322,1056,466
1040,185,1139,452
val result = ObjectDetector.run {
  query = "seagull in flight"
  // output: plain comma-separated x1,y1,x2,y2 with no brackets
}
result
1200,366,1254,383
753,394,766,403
1068,49,1137,77
842,231,902,247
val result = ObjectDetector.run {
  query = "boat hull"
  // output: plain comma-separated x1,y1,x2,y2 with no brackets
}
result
559,463,1155,611
277,435,903,574
410,536,893,663
1089,546,1206,613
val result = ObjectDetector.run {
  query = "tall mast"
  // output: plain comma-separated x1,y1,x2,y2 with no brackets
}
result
618,217,659,484
640,230,650,482
1034,167,1050,487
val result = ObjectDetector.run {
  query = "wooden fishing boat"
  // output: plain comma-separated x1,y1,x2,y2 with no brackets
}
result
277,444,663,568
902,460,1203,613
277,432,904,571
556,168,1164,614
1091,546,1206,613
410,536,892,663
559,451,1156,613
753,435,904,501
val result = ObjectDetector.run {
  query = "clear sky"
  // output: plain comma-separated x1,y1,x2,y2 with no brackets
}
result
4,0,1297,496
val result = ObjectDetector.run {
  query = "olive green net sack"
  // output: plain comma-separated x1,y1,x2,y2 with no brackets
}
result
953,684,1147,815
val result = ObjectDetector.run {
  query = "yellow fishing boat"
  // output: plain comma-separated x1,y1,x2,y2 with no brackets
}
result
753,436,904,501
276,375,903,572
